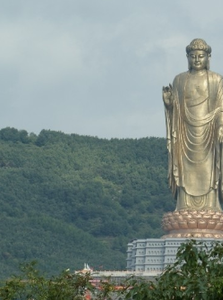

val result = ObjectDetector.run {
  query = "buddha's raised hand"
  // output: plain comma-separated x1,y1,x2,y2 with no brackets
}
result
162,84,173,107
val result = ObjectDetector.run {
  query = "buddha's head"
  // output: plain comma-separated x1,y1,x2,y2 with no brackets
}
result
186,39,211,71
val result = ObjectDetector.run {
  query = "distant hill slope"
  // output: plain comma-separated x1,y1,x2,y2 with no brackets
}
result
0,127,174,279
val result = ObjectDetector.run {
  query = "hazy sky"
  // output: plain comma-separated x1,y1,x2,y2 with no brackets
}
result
1,0,223,139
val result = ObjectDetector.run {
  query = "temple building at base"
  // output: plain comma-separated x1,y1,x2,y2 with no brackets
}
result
126,238,216,274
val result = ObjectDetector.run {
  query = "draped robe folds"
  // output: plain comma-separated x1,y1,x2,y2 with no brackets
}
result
165,70,223,211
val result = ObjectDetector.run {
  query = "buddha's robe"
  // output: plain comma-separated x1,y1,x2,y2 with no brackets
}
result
165,70,223,211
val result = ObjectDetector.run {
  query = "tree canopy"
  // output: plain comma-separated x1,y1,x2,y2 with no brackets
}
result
0,127,174,278
1,240,223,299
126,240,223,300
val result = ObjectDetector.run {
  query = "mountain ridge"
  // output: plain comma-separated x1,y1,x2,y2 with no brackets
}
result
0,127,174,279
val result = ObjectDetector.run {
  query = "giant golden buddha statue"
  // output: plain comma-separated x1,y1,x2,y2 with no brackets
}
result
162,39,223,238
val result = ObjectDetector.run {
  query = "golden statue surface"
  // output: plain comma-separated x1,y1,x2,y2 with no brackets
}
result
162,39,223,238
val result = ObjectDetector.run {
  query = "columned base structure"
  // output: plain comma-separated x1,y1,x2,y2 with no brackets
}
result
126,237,221,275
127,209,223,275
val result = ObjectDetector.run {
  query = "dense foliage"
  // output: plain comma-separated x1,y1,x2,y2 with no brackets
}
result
126,240,223,300
0,127,174,279
1,241,223,299
0,261,115,300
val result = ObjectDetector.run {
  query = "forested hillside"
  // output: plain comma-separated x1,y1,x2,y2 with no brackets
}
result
0,127,174,279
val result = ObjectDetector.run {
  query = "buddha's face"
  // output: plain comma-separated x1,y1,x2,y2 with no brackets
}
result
187,50,210,71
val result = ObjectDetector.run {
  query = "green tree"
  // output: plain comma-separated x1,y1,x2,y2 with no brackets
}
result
0,127,174,277
126,240,223,300
0,261,123,300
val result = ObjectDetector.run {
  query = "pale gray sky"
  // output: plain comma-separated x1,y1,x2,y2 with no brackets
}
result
0,0,223,138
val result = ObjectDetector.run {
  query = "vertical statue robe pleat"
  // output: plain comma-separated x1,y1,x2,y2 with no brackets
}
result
165,70,223,211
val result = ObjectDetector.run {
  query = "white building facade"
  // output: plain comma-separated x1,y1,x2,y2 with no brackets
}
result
126,238,216,274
